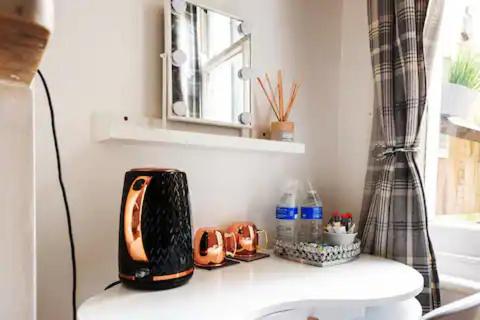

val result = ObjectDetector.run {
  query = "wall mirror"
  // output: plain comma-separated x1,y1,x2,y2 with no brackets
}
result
165,0,252,128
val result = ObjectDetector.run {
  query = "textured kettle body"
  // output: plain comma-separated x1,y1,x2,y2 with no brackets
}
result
118,168,194,290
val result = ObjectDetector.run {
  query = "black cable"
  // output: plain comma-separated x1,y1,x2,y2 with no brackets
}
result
104,280,121,291
37,70,77,320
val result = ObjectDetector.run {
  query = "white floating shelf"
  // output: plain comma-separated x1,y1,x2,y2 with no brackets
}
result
92,115,305,154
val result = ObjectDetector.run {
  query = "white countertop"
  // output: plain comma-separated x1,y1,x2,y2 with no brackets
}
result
78,254,423,320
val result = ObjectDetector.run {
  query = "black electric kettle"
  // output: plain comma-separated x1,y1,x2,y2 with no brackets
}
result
118,168,194,290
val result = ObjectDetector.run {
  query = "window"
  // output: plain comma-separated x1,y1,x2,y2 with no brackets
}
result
425,0,480,226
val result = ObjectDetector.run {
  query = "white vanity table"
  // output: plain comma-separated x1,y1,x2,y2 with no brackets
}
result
78,254,423,320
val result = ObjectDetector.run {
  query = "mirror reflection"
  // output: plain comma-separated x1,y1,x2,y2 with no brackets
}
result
170,2,251,125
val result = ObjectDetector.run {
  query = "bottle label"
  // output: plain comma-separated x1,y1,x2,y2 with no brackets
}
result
301,206,323,220
276,207,298,220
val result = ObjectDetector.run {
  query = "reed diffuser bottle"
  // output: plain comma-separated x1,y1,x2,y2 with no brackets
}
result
257,70,300,142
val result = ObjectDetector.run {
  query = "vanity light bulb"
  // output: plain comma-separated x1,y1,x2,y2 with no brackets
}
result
172,101,187,116
238,67,254,80
172,49,187,67
238,112,252,125
238,21,251,35
171,0,187,14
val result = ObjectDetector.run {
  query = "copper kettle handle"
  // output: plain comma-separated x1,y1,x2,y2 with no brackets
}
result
256,229,268,251
225,232,237,257
124,176,151,262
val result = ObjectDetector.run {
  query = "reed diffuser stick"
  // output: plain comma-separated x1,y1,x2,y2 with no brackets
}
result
257,71,300,123
265,73,278,114
286,83,295,114
284,83,300,121
257,77,281,121
277,70,284,121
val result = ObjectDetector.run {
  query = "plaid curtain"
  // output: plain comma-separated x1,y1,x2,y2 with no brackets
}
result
359,0,441,313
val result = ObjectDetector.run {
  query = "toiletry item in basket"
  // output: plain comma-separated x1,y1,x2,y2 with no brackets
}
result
276,180,298,242
297,183,323,243
324,212,357,246
324,212,356,234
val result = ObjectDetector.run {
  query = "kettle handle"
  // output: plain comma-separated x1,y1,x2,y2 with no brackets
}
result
124,176,151,262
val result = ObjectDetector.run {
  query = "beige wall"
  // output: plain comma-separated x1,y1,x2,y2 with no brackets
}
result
336,0,373,223
0,85,34,319
34,0,344,319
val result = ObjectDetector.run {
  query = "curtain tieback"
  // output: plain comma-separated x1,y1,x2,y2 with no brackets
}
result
373,144,419,161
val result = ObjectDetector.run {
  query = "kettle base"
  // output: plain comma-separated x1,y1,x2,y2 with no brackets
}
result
119,273,193,291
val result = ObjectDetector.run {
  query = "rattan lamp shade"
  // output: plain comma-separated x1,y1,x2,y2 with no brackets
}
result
0,0,53,86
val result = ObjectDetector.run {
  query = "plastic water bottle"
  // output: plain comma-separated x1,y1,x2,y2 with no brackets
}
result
276,181,298,242
297,183,323,243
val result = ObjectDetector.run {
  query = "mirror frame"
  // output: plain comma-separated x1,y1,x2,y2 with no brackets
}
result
163,0,253,129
